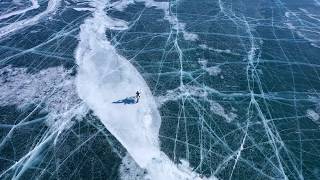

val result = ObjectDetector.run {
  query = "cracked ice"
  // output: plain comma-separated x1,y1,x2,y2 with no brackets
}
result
0,0,320,179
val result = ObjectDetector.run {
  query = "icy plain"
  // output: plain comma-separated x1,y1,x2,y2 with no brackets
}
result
0,0,320,179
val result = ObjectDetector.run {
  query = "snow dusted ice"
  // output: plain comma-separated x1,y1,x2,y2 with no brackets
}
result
75,0,161,167
75,0,213,179
1,0,320,179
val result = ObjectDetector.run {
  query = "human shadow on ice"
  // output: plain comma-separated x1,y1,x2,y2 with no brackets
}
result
112,96,137,104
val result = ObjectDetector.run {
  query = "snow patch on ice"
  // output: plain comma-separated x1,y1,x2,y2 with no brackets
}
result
75,0,212,179
210,102,237,123
0,0,61,39
145,154,214,180
0,66,78,112
110,0,135,11
157,85,237,123
285,23,295,30
199,44,239,55
110,0,199,41
198,58,221,76
156,85,209,106
307,109,320,122
144,0,199,41
73,7,95,12
0,0,39,21
285,12,291,18
183,31,199,41
119,154,147,180
285,11,320,49
0,66,87,131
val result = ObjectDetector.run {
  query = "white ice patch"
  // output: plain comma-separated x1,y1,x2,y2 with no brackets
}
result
156,85,210,106
145,154,215,180
157,85,237,123
0,0,39,21
198,58,221,76
110,0,135,11
0,66,88,179
307,109,320,122
285,12,291,18
210,102,237,123
205,66,221,76
73,7,95,12
119,154,146,180
75,0,212,179
199,44,239,56
111,0,199,41
183,31,199,41
285,23,295,30
0,66,87,131
0,66,78,112
285,10,320,49
0,0,61,39
121,153,213,180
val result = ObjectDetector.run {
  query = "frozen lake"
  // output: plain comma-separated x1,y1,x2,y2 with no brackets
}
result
0,0,320,179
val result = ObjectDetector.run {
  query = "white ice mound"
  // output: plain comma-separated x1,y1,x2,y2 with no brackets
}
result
75,12,161,166
76,37,161,167
75,0,215,179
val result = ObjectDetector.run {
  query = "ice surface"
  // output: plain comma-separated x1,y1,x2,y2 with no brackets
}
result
75,0,212,179
0,66,88,179
0,66,79,112
0,0,39,21
75,7,161,167
119,154,146,180
199,44,240,56
0,0,61,39
198,58,222,76
1,0,320,179
307,109,320,122
285,8,320,48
